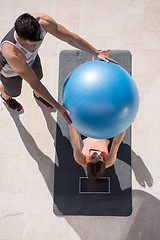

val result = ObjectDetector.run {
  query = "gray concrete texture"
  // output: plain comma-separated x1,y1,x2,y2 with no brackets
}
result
0,0,160,239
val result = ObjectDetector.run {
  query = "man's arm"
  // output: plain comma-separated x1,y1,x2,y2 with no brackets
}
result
35,13,117,64
69,125,86,167
1,44,71,124
104,130,127,168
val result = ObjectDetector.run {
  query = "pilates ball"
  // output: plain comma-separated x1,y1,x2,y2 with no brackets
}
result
62,60,139,139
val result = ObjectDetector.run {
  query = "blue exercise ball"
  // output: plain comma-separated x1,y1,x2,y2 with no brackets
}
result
62,60,139,139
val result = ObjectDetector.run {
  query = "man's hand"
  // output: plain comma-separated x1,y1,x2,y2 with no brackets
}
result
96,50,118,64
57,105,71,124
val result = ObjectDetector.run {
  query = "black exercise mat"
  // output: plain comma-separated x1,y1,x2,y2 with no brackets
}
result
53,50,132,216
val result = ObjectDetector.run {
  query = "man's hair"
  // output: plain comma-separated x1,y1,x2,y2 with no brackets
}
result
15,13,42,42
87,161,105,180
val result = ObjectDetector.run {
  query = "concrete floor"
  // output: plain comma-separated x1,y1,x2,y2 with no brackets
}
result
0,0,160,239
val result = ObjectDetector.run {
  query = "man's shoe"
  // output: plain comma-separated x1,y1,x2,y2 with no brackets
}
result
33,92,54,109
1,95,23,111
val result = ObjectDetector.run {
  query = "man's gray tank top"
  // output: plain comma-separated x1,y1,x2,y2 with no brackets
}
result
0,23,46,78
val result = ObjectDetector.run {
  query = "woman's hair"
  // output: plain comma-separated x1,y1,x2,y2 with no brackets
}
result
87,161,105,180
15,13,42,42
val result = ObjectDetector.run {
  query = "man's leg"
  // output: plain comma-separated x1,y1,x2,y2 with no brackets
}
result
0,74,23,111
0,82,10,100
32,55,54,109
31,54,43,98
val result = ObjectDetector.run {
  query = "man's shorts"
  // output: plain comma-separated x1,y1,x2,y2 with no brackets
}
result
0,55,43,97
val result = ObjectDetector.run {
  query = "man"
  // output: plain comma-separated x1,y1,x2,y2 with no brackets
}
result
0,13,116,123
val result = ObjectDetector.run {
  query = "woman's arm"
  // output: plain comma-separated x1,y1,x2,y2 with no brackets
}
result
69,125,86,167
104,130,127,168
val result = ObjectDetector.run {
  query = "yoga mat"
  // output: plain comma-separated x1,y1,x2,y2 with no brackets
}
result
53,50,132,216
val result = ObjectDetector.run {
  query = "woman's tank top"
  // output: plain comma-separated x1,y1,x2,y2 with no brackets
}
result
82,141,108,164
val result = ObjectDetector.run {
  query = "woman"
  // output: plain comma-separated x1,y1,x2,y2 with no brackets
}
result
69,50,127,179
69,125,126,180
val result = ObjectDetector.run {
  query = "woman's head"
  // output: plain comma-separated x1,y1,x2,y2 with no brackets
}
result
87,151,105,180
15,13,42,42
87,161,105,180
